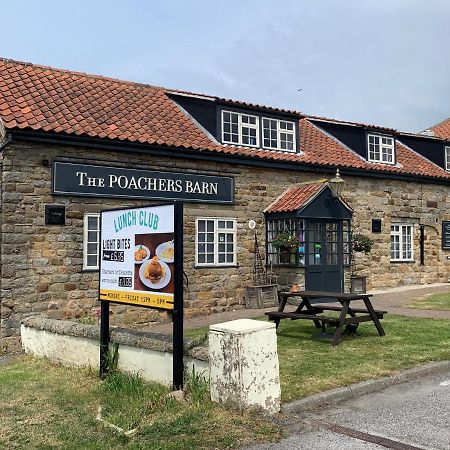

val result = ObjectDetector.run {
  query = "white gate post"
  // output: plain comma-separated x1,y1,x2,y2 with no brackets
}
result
209,319,281,414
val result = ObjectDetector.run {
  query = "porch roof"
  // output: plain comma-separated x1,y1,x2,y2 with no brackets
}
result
264,182,325,214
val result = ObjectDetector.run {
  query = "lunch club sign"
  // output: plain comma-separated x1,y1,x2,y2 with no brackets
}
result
52,161,234,204
99,204,176,310
99,203,185,388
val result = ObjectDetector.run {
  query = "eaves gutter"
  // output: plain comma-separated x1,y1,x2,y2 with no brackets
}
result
10,129,450,187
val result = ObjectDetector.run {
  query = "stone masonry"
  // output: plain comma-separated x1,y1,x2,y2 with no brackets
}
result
1,140,450,339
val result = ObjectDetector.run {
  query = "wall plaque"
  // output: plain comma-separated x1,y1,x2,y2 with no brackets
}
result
45,205,65,225
52,161,234,204
372,219,382,233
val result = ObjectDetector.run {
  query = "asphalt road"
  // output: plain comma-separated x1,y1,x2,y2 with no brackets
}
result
244,369,450,450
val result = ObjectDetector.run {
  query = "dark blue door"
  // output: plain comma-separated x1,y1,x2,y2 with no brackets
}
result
305,220,343,293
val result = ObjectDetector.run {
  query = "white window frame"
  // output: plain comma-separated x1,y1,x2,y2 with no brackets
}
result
83,213,100,270
195,217,237,267
262,117,296,152
221,110,259,147
367,134,395,165
445,146,450,171
390,223,414,262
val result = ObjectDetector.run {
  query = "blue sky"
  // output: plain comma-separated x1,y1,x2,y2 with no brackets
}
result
3,0,450,132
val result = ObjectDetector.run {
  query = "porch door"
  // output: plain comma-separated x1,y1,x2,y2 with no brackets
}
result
305,220,343,293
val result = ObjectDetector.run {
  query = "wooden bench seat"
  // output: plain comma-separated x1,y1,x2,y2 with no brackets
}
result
265,311,339,325
313,305,387,317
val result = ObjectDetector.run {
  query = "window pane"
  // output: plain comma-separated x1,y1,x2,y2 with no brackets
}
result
87,243,98,254
88,231,98,242
87,255,97,267
88,216,98,229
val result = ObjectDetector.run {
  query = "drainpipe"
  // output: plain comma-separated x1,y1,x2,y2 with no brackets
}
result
419,225,425,266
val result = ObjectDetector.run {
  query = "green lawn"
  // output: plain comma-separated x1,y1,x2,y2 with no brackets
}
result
187,315,450,402
408,292,450,311
0,358,280,450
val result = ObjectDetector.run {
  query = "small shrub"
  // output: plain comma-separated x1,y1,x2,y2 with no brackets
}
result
77,315,97,325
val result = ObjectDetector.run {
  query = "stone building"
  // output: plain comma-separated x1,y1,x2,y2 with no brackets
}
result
1,58,450,342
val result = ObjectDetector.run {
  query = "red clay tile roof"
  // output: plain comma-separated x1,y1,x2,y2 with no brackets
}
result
429,118,450,139
1,57,449,181
264,183,325,213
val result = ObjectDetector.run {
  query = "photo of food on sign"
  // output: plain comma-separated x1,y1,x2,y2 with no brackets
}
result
134,233,174,293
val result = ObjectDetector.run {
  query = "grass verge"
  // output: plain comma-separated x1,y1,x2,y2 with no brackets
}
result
185,315,450,402
0,357,280,450
408,292,450,311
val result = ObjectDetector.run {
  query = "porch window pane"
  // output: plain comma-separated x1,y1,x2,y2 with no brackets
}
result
267,218,303,266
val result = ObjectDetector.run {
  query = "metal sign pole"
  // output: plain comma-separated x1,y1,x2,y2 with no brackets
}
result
99,300,110,378
172,201,184,390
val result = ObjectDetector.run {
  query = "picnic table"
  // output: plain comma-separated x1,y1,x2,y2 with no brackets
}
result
266,290,386,346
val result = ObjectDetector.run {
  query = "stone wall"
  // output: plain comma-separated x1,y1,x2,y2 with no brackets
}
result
20,316,208,385
1,140,450,337
344,178,450,288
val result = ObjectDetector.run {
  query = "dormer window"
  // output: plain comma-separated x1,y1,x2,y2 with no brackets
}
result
367,134,395,164
445,146,450,171
262,118,296,151
220,108,297,152
222,110,259,147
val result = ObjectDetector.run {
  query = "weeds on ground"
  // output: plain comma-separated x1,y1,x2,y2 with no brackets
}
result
0,357,280,450
184,366,210,406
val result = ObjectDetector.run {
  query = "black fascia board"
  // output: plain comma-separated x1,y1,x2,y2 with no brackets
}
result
215,100,301,120
10,129,450,186
264,211,299,220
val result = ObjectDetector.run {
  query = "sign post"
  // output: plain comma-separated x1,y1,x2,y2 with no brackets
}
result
98,202,183,388
172,202,184,389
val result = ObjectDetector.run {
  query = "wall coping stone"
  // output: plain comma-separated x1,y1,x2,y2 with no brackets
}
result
21,316,208,361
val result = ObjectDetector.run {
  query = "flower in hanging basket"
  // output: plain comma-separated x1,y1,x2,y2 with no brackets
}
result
272,232,300,251
351,233,374,254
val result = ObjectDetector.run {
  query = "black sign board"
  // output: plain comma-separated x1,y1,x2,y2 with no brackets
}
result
53,161,234,204
442,221,450,250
